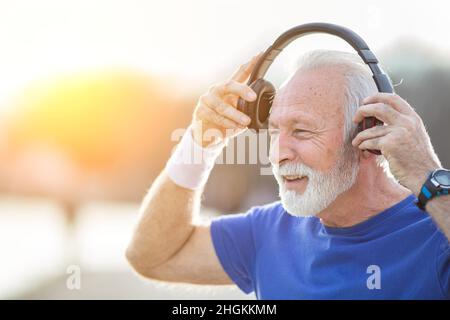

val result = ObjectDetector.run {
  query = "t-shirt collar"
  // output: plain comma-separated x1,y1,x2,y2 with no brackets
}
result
320,194,416,236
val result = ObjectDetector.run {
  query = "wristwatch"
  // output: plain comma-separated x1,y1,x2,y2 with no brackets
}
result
416,168,450,210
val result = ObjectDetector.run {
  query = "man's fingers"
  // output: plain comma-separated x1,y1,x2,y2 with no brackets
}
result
352,124,392,147
363,93,413,115
357,137,384,152
353,103,403,125
202,94,251,126
230,52,263,83
197,103,243,129
212,80,257,102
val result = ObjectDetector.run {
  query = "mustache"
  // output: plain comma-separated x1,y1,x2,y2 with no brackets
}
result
272,162,316,177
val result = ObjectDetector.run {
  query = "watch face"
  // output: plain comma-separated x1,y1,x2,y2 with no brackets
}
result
434,170,450,187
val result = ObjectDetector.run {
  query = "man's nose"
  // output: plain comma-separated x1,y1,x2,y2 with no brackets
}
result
269,133,296,166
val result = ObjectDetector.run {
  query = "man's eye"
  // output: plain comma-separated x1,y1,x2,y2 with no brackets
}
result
293,129,311,136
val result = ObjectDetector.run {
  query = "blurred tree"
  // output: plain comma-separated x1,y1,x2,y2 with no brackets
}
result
381,39,450,169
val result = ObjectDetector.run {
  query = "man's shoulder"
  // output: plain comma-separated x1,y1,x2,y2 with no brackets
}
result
211,201,286,227
244,200,305,229
245,200,287,221
248,200,284,214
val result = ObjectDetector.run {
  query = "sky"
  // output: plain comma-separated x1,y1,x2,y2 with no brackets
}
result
0,0,449,107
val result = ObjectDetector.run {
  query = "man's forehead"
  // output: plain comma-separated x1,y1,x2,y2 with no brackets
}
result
270,68,346,120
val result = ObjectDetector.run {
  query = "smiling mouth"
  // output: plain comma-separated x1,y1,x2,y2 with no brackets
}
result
282,175,307,182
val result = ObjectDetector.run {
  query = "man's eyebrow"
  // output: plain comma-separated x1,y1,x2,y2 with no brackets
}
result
289,116,315,127
269,113,315,128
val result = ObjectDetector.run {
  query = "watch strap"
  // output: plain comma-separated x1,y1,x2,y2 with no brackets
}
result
417,174,436,210
416,170,450,210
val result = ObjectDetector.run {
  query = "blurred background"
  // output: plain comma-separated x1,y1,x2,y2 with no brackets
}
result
0,0,449,299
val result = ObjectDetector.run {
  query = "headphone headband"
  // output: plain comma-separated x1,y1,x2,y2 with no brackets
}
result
248,22,393,93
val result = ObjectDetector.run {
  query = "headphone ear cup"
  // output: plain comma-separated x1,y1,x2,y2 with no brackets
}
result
357,116,384,155
237,79,276,131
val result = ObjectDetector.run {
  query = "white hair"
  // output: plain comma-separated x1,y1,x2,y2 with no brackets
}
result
294,49,391,174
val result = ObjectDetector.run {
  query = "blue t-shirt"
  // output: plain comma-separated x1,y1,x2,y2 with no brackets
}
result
210,194,450,299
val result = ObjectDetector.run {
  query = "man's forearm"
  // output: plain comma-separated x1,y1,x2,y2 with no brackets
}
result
126,170,201,272
426,195,450,242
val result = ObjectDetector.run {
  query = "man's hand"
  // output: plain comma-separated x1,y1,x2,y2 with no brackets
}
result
191,54,261,147
352,93,442,196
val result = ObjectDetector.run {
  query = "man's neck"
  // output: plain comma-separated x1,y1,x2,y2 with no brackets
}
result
317,167,412,228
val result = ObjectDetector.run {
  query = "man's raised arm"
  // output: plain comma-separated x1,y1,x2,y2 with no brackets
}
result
125,55,260,284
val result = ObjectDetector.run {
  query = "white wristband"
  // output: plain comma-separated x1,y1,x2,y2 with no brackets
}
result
165,126,226,190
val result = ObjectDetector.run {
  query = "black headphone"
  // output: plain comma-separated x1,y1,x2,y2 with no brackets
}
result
237,22,393,155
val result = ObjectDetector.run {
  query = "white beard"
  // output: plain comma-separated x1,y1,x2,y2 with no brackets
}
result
272,146,359,217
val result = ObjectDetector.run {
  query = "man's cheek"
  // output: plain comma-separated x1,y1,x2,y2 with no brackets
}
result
305,137,341,171
294,141,325,170
269,137,280,165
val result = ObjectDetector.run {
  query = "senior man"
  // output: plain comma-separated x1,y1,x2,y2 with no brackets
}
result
126,50,450,299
